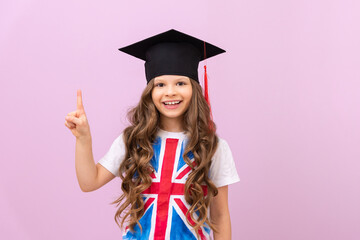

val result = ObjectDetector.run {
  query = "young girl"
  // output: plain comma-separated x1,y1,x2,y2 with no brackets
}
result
65,29,240,240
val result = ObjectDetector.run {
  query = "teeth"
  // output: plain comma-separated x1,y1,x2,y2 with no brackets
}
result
164,101,180,105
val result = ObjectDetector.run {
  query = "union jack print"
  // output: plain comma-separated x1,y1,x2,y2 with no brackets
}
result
122,135,211,240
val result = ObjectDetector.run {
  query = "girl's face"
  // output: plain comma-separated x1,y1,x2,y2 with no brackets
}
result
152,75,192,121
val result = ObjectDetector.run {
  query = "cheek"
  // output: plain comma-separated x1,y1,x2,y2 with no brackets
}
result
151,91,159,102
185,89,193,101
183,91,192,108
151,92,162,108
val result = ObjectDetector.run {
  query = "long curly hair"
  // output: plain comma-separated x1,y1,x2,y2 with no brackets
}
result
110,77,220,238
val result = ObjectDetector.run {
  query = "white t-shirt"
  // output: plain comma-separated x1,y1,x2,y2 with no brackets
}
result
98,128,240,188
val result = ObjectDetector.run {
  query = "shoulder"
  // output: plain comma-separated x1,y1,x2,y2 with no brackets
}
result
212,137,232,159
116,132,126,144
105,132,126,151
209,136,240,188
97,131,127,177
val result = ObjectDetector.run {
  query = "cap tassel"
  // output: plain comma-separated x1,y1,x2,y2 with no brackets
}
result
204,65,211,109
203,41,214,132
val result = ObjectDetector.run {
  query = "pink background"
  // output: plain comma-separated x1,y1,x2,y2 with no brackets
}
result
1,0,359,239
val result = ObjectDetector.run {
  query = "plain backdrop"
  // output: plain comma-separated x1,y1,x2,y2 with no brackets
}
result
1,0,359,239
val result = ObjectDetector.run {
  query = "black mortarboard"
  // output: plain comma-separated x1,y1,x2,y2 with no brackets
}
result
118,29,226,84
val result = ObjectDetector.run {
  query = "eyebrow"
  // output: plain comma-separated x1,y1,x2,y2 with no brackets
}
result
155,77,187,82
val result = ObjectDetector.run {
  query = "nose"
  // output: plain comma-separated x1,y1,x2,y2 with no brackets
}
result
165,84,177,96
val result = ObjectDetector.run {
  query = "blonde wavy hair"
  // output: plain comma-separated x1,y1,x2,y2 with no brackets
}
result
110,77,220,239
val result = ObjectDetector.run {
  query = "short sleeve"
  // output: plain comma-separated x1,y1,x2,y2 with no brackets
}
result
208,138,240,188
98,133,126,177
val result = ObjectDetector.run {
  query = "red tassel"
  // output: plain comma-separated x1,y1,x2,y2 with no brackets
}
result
203,41,214,132
204,65,209,105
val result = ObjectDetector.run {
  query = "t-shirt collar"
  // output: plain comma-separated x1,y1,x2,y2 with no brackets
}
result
156,128,188,139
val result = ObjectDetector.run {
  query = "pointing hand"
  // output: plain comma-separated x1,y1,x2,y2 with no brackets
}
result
64,90,92,140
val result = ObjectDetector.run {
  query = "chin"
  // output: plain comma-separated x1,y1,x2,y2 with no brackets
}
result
161,111,185,119
162,114,183,119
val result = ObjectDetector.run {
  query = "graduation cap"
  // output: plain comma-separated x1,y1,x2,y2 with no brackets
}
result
118,29,226,129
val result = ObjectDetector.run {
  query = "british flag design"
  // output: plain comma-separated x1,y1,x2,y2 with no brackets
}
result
122,135,212,240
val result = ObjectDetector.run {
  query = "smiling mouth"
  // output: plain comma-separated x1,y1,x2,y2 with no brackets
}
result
162,100,182,105
162,101,183,108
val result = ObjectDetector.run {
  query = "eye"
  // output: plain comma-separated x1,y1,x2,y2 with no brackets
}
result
155,83,164,87
177,81,186,86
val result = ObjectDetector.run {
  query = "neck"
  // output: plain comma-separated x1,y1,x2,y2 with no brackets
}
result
159,115,185,132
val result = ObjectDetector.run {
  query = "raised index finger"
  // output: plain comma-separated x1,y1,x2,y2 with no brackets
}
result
77,89,83,110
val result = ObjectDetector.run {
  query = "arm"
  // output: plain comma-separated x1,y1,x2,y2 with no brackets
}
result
210,185,232,240
66,90,116,192
75,136,115,192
